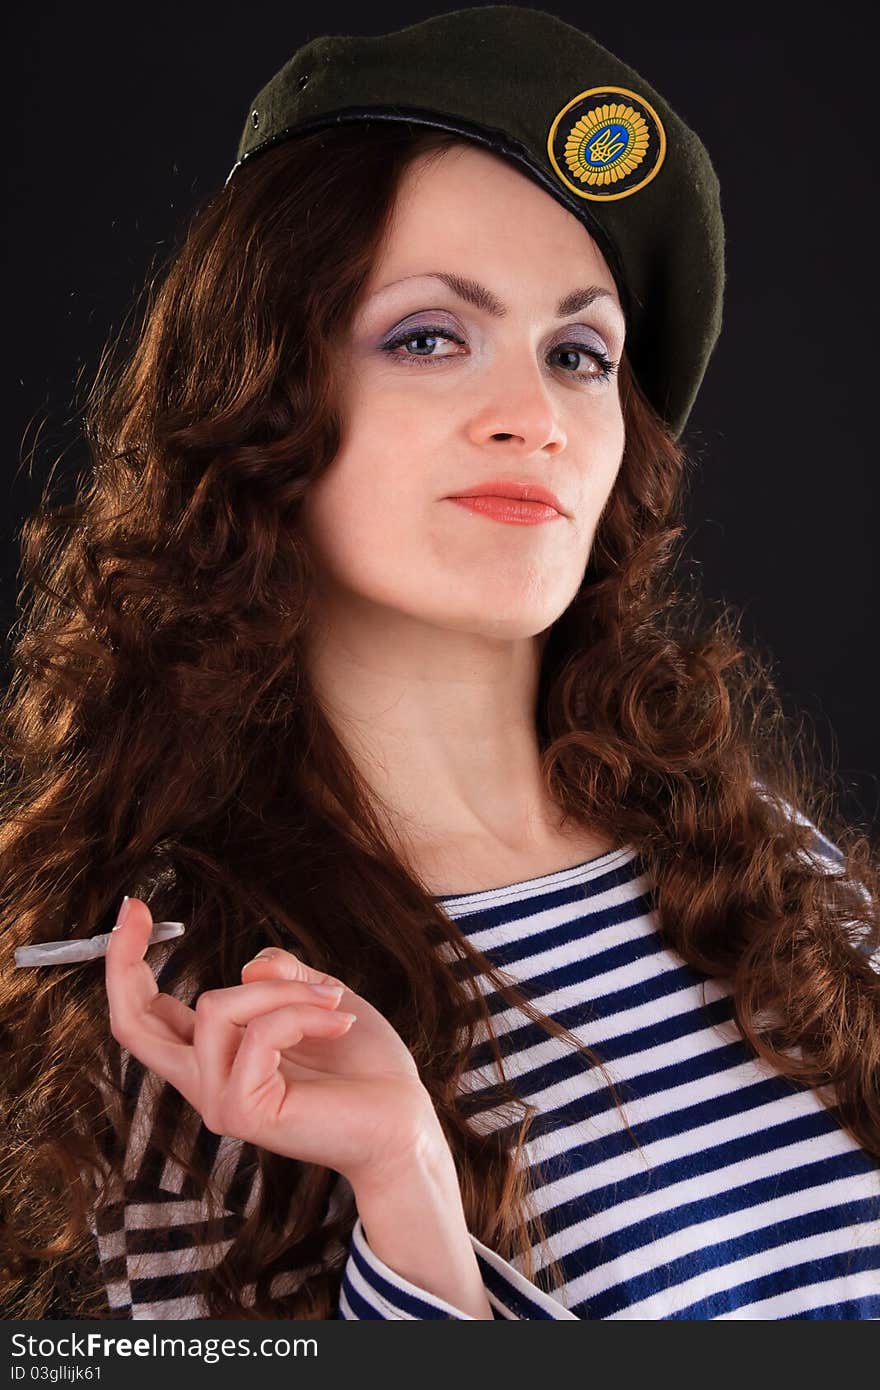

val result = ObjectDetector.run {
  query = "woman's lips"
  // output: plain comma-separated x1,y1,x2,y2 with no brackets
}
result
446,496,563,525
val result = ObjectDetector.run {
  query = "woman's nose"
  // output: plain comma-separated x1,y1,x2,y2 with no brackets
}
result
465,353,567,456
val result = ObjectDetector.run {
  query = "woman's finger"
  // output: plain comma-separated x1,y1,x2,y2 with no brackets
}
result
104,897,200,1096
105,899,161,1021
191,978,350,1121
149,992,197,1042
241,947,345,991
223,1003,357,1129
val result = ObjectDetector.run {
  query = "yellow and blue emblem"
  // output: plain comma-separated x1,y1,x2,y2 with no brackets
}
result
547,85,666,201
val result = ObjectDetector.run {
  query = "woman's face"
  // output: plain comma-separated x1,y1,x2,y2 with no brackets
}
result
300,140,626,643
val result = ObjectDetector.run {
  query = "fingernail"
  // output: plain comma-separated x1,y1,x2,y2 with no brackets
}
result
111,896,132,931
245,948,275,964
309,983,344,999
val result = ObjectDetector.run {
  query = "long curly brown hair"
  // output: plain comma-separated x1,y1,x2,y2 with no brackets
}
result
1,123,879,1320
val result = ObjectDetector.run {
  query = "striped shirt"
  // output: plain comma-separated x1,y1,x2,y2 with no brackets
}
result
88,806,880,1319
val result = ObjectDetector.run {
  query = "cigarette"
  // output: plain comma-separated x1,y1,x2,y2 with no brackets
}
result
13,921,185,967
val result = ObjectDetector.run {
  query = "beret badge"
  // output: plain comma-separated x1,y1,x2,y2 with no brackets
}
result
547,85,667,201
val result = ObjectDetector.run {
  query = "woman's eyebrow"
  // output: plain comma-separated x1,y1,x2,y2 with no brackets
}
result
372,271,623,321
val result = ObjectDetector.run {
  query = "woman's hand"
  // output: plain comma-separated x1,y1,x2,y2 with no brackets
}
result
104,897,446,1192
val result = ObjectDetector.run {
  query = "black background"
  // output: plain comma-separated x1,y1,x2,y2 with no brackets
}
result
4,2,877,832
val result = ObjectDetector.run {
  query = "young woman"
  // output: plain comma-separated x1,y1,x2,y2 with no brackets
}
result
2,8,879,1320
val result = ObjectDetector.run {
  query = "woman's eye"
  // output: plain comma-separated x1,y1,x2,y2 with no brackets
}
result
382,325,465,362
551,344,617,384
380,324,617,385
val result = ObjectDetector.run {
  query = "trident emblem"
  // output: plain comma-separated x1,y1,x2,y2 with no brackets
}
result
587,126,627,165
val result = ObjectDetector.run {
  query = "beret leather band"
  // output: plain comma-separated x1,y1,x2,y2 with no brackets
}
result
225,5,725,440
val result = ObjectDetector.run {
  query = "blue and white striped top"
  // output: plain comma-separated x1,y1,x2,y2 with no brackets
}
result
339,818,880,1320
89,809,880,1319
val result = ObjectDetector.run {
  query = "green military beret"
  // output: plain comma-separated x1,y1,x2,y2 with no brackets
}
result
227,4,725,440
